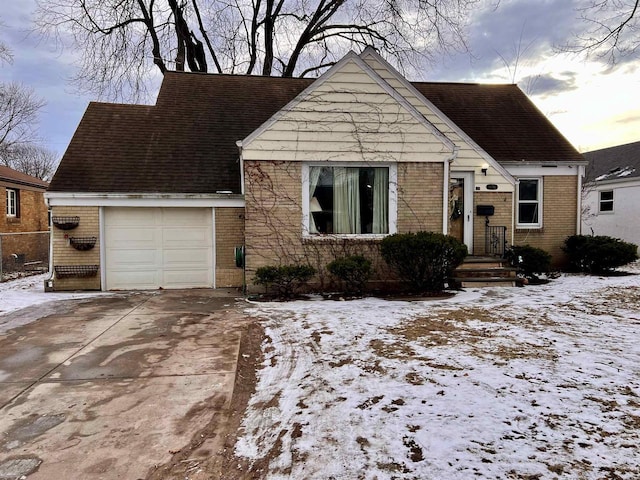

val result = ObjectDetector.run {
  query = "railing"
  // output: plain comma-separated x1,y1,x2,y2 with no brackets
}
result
485,224,507,257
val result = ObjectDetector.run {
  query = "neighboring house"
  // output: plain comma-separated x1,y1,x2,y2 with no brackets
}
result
582,140,640,246
46,48,586,292
1,165,50,273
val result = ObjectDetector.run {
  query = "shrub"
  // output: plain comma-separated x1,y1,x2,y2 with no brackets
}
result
253,264,316,298
380,231,467,293
327,255,373,295
563,235,638,274
506,245,551,281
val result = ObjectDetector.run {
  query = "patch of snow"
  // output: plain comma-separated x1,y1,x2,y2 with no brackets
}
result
237,263,640,479
0,273,111,327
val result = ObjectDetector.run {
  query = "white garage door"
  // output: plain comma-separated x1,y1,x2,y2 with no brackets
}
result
104,207,214,290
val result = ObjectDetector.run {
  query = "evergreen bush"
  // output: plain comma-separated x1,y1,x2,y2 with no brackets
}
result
563,235,638,274
253,264,316,298
380,231,467,293
327,255,373,295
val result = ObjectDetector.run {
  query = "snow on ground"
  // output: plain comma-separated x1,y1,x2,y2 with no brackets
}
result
238,265,640,479
0,273,111,322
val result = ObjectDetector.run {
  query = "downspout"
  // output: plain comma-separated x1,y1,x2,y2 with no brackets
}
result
443,146,459,234
576,165,584,234
236,140,245,196
236,140,247,295
45,196,54,290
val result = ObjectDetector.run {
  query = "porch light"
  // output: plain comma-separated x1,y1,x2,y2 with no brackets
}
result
481,164,489,176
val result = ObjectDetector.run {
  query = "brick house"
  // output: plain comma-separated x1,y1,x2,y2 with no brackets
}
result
1,165,49,273
46,49,586,291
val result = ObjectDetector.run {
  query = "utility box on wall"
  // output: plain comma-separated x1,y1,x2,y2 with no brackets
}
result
476,205,495,216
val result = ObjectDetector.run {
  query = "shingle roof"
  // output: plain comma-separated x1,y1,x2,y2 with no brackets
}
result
413,82,584,163
583,140,640,183
0,165,49,189
49,72,583,193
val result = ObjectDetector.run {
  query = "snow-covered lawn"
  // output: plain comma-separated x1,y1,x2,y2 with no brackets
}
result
0,273,110,321
239,266,640,479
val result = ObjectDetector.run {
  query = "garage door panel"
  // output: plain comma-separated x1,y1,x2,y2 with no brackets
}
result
107,270,160,289
163,208,212,225
163,248,212,266
163,228,210,246
109,249,159,268
105,207,214,290
109,228,158,246
163,270,211,286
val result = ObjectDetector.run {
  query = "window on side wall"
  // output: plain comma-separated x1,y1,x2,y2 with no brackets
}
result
599,190,613,213
6,188,19,217
516,178,542,228
306,165,394,235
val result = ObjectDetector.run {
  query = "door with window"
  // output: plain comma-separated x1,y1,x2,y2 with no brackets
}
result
449,173,474,251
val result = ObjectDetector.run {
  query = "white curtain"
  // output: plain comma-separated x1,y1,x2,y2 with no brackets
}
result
333,167,361,234
372,168,388,234
308,167,322,233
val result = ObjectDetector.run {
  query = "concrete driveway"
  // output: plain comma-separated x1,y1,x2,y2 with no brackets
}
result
0,289,250,479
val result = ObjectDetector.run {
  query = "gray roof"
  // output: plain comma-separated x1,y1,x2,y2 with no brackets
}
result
49,71,584,193
583,140,640,183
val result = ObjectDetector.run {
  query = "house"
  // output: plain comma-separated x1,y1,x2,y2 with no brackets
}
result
1,165,50,275
582,140,640,246
45,48,586,292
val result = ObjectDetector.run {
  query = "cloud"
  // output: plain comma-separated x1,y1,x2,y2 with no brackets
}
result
523,72,579,97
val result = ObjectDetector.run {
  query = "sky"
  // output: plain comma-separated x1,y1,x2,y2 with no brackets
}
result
0,0,639,161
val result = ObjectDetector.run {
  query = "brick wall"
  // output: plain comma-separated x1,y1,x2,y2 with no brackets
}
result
215,207,245,287
244,160,445,291
472,192,513,256
514,176,578,267
397,163,444,233
1,186,49,233
51,206,101,290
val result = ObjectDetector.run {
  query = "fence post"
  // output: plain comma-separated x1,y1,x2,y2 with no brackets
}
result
0,234,3,280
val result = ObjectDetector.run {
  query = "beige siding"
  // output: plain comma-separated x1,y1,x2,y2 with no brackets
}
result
215,207,245,287
244,160,444,292
362,55,514,192
242,59,453,164
51,206,101,291
514,176,578,267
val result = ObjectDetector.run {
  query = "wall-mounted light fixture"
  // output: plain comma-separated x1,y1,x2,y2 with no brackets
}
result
481,164,489,176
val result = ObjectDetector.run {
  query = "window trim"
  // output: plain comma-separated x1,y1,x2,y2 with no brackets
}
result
302,162,398,238
516,177,543,228
598,189,614,214
6,188,18,217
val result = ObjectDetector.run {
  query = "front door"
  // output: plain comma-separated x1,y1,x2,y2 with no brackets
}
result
449,173,474,252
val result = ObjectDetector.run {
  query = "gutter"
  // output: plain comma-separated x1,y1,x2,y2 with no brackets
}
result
443,146,460,235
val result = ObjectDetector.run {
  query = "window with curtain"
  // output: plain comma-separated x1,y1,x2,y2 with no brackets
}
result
6,188,18,217
599,190,613,212
517,178,541,227
308,166,389,234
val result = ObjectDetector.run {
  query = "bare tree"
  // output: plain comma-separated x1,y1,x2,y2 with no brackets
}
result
0,34,58,179
2,144,59,181
564,0,640,64
0,82,45,159
34,0,484,101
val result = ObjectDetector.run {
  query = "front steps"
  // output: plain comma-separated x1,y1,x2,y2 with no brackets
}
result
450,256,523,288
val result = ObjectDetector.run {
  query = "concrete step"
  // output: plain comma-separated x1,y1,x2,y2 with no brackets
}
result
450,277,524,288
454,267,518,279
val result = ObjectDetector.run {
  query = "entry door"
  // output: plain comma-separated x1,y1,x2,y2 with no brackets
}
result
449,172,474,252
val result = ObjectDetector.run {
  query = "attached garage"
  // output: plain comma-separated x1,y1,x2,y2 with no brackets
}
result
104,207,214,290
